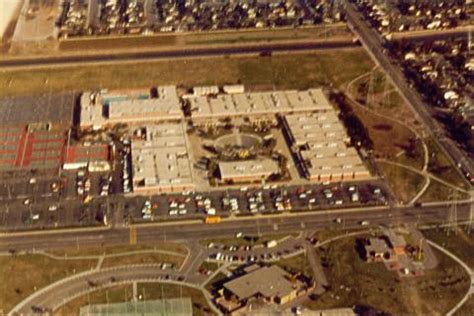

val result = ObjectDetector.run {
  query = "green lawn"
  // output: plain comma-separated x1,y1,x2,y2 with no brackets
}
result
304,236,470,315
0,48,374,97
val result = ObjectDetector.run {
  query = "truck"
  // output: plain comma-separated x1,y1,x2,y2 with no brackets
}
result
204,216,221,224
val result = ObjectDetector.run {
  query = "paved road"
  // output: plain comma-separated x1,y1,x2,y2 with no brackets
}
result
0,40,356,69
0,202,472,253
344,2,474,187
1,25,469,70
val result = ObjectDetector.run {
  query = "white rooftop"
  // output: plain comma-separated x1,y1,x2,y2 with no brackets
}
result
188,88,333,118
131,123,193,190
0,0,20,39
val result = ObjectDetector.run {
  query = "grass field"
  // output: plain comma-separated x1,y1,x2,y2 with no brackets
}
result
276,253,313,278
0,254,96,314
100,252,185,269
377,161,426,204
137,283,214,316
47,242,188,257
348,99,421,162
57,25,350,51
455,297,474,316
419,180,470,203
54,284,134,316
422,227,474,269
425,138,469,190
55,282,214,316
0,48,374,97
305,236,470,315
183,25,350,45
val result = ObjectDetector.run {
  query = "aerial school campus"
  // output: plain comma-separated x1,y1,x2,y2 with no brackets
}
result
0,0,473,315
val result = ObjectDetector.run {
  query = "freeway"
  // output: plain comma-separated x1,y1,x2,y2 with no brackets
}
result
0,40,356,69
0,201,472,253
344,2,474,187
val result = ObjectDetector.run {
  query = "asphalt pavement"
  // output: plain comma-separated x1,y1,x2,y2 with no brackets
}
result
0,201,471,253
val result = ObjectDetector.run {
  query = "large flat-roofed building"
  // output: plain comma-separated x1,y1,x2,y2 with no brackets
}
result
187,88,332,119
80,86,182,128
282,111,370,182
63,143,110,172
218,158,280,183
220,265,307,310
131,123,194,194
0,0,21,41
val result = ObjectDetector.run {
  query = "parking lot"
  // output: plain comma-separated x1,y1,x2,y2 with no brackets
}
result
0,170,391,231
123,180,392,224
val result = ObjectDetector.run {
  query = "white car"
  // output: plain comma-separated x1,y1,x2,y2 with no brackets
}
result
207,208,216,215
48,205,58,211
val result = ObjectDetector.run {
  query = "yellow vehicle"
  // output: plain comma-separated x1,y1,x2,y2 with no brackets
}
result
204,216,221,224
83,195,93,204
